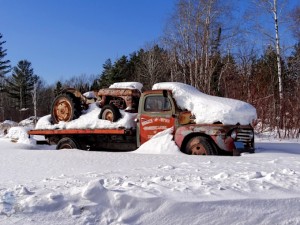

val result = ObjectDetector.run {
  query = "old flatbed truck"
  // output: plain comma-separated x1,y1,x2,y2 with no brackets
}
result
28,88,255,156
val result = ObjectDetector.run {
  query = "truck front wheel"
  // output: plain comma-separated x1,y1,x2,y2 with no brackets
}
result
185,136,218,155
56,137,81,150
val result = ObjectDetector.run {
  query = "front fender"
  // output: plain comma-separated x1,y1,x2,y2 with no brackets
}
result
174,124,234,152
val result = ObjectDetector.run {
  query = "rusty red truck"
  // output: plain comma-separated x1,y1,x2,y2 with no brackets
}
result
28,82,256,156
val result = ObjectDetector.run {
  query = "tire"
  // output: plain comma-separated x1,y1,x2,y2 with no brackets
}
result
51,93,81,124
184,136,218,155
56,137,81,150
99,104,121,122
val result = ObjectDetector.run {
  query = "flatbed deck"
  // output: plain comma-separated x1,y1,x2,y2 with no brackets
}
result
28,128,135,136
28,128,137,151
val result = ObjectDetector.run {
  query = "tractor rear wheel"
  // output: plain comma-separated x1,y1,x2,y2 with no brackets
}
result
51,93,81,124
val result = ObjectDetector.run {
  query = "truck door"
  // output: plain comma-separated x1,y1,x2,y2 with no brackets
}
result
137,93,175,145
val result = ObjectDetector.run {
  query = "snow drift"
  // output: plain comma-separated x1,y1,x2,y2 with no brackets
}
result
0,133,299,225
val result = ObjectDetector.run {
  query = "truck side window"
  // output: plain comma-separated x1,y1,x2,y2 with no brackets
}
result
144,96,171,112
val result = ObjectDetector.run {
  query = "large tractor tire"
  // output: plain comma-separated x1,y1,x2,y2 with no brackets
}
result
56,137,81,150
98,104,121,122
51,93,82,124
184,136,218,155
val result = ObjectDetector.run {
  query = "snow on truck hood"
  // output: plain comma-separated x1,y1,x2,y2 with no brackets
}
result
152,82,257,125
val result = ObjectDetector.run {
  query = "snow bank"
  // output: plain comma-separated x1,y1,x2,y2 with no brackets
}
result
35,103,137,130
153,82,257,125
134,128,181,155
0,120,18,136
1,120,18,126
109,82,143,92
18,116,39,127
0,136,300,224
1,138,300,224
5,126,34,144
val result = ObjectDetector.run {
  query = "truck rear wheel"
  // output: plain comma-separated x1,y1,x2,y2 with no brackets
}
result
56,137,81,150
99,104,121,122
185,136,218,155
51,93,81,124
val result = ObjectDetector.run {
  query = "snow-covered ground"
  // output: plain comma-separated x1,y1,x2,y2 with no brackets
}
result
0,128,299,225
0,82,294,224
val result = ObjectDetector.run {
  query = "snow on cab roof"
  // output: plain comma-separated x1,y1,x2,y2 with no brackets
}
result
152,82,257,125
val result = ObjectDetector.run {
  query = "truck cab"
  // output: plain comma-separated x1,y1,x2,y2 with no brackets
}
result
137,90,176,145
137,90,255,156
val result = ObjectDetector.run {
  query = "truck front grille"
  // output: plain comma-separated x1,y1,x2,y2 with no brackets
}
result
236,129,254,145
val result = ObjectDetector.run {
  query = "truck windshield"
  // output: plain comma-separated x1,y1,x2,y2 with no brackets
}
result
144,96,171,112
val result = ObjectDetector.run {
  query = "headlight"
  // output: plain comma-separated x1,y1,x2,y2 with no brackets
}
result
231,130,237,139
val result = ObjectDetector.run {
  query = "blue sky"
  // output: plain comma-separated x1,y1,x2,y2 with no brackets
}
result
1,0,298,86
1,0,175,85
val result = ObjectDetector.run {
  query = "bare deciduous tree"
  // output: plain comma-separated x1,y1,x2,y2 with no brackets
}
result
137,44,169,89
163,0,234,94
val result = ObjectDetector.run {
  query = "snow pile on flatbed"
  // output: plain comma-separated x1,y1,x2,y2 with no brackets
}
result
35,82,143,130
153,82,257,125
35,103,137,130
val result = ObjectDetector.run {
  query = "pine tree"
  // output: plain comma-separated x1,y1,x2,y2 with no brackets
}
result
0,33,11,78
90,79,100,91
6,60,39,110
54,81,63,96
98,59,113,88
110,56,129,83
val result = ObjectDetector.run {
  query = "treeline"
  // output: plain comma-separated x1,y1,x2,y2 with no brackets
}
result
0,0,299,138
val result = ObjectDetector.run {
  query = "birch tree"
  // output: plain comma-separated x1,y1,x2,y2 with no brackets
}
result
251,0,288,132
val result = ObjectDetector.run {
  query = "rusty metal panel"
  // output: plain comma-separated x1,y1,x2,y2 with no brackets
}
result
98,88,141,97
178,111,192,125
174,124,254,153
